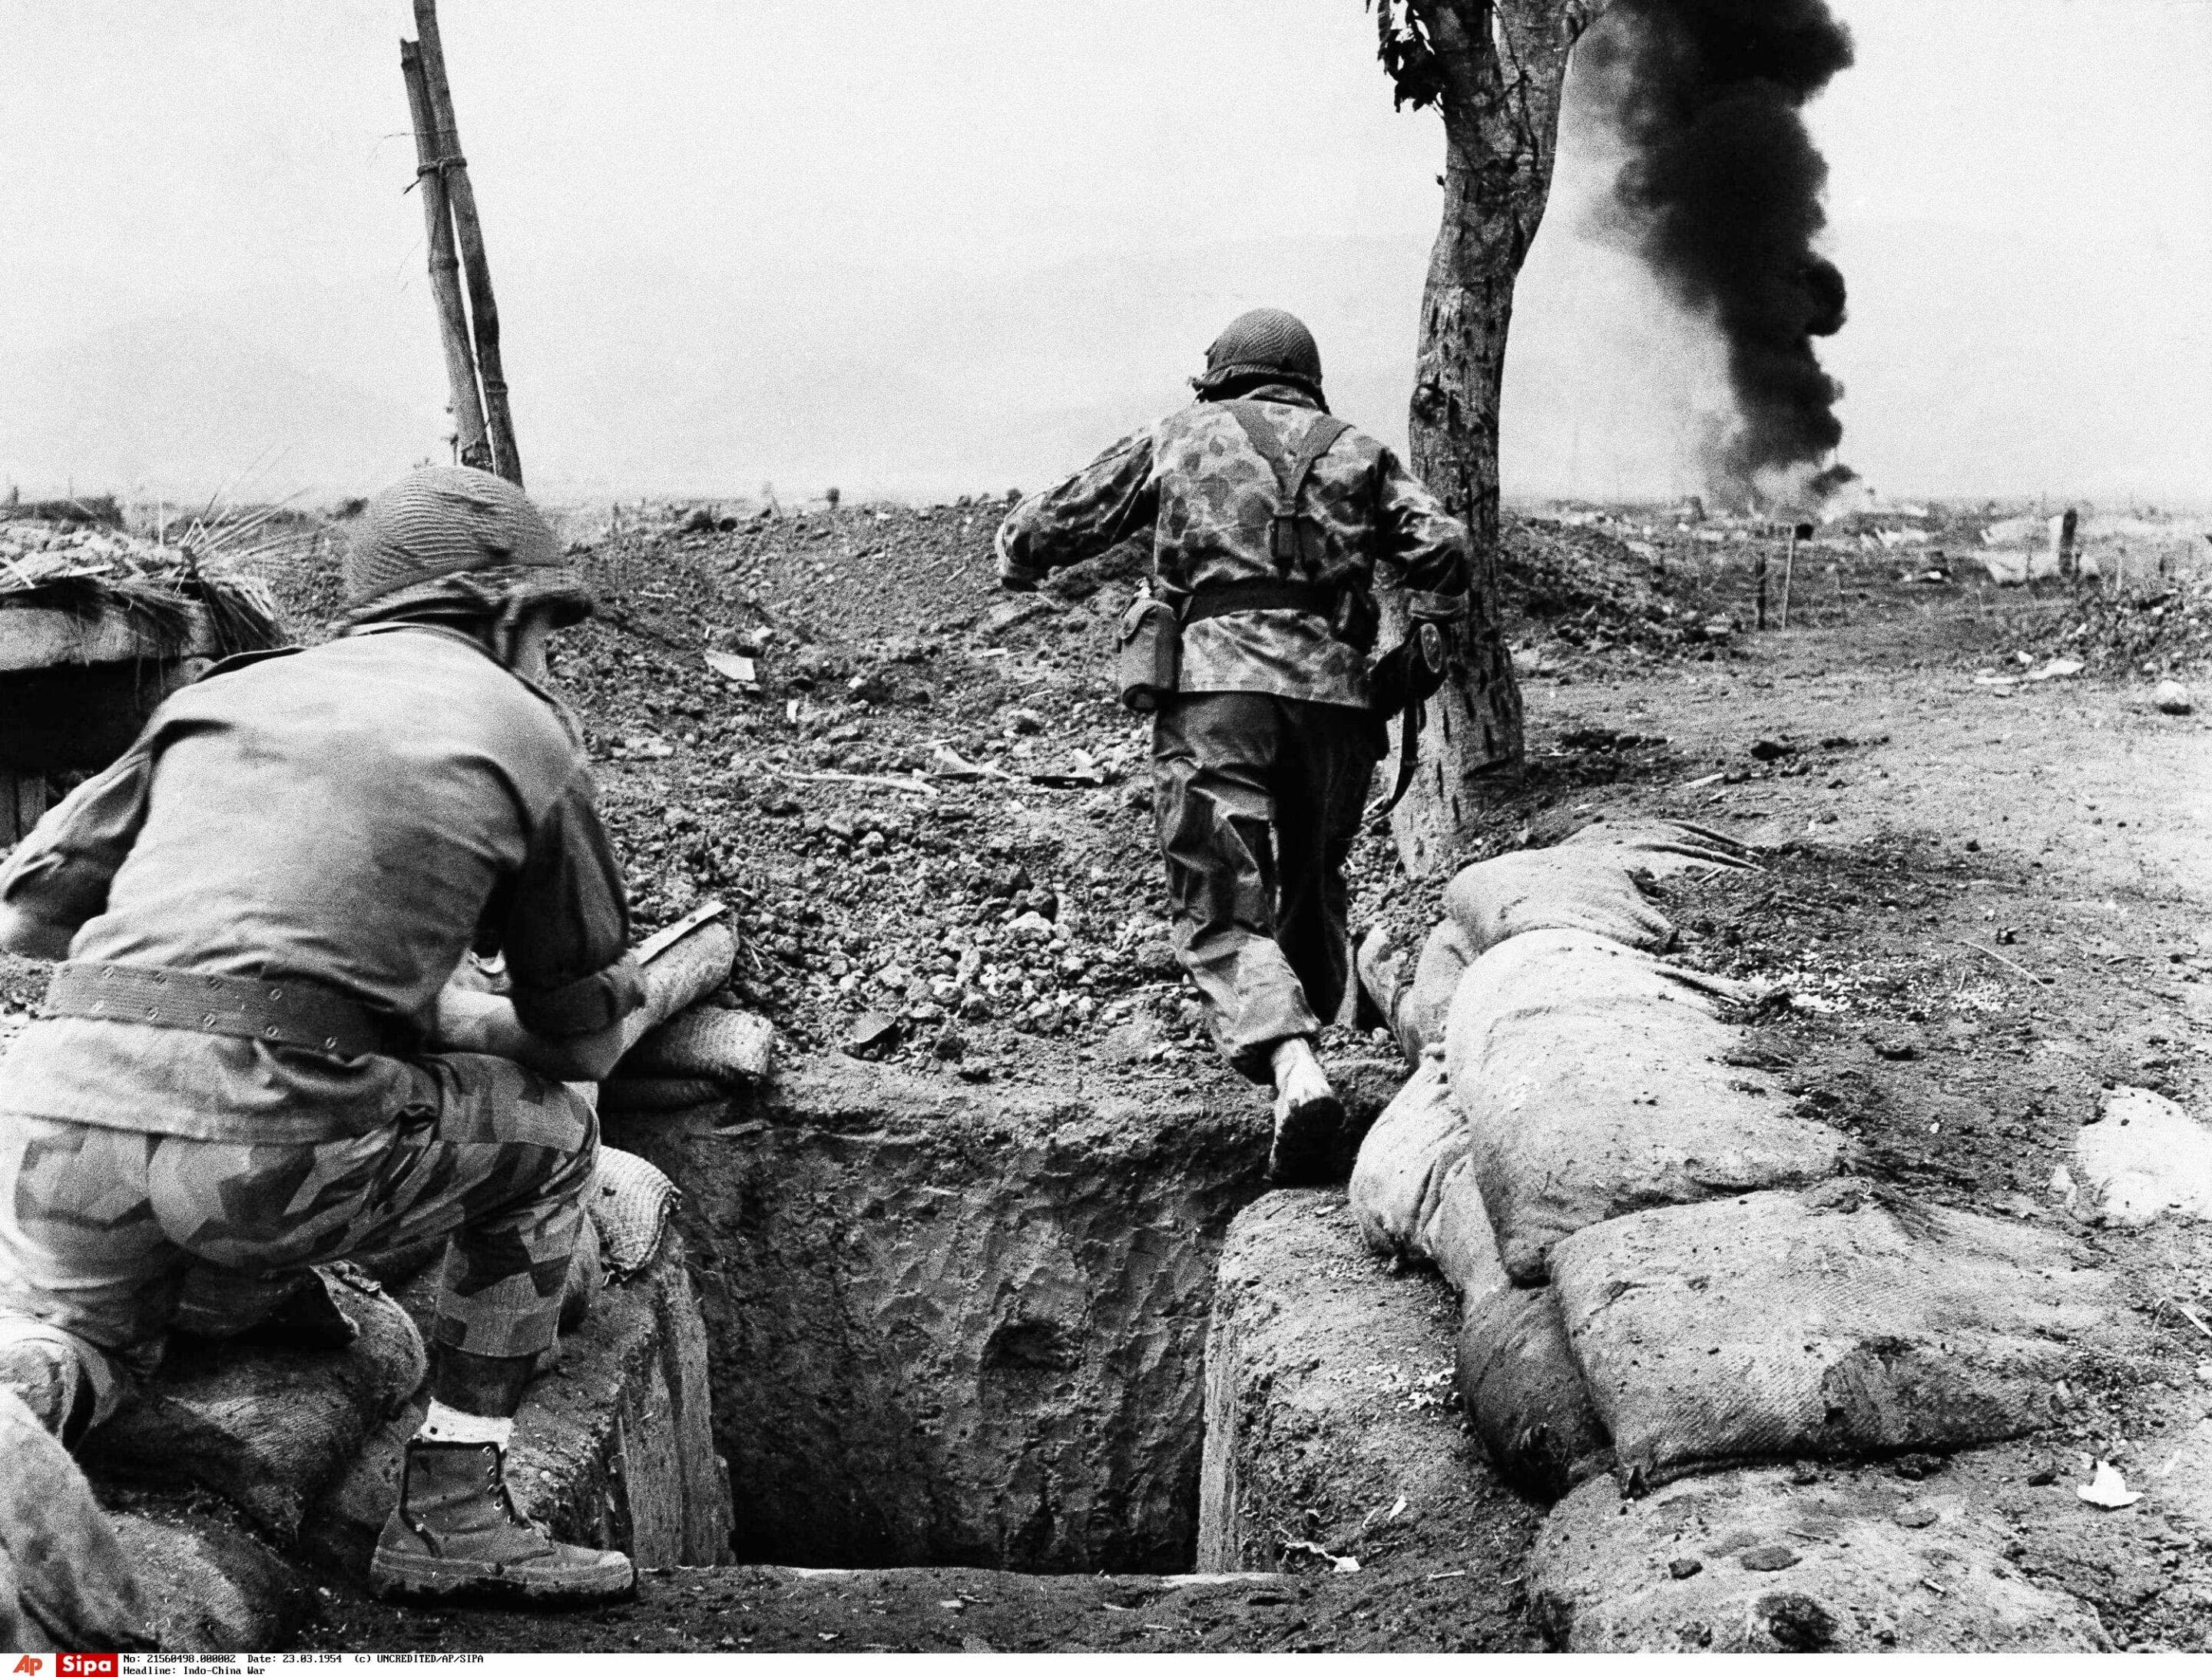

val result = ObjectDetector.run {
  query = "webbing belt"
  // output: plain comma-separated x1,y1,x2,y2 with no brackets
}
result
45,962,390,1059
1180,578,1341,625
1224,402,1350,572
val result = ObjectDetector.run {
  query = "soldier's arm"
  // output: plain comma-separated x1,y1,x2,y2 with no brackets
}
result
432,986,628,1082
441,771,645,1082
1374,448,1472,625
994,427,1160,591
0,746,155,960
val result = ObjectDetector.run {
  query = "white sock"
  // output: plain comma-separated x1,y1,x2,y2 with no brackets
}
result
416,1400,515,1449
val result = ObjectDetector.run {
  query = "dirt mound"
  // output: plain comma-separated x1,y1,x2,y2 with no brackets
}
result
1499,515,1730,657
2009,574,2212,677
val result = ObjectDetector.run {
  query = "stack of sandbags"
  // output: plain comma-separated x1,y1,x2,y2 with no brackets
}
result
597,912,773,1115
80,1271,427,1546
1345,817,2128,1647
601,1003,774,1114
1444,927,1850,1283
1347,1058,1604,1497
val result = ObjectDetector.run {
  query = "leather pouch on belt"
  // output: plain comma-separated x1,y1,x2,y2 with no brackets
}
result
1116,596,1181,713
1369,622,1449,717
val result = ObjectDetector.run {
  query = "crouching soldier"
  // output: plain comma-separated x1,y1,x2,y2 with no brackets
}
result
0,466,644,1607
995,308,1469,1180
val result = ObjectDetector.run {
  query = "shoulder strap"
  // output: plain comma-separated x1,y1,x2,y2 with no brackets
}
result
1284,415,1351,511
1224,401,1296,501
1226,403,1352,574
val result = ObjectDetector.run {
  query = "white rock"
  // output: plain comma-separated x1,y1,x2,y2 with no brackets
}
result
2154,680,2194,716
2075,1085,2212,1226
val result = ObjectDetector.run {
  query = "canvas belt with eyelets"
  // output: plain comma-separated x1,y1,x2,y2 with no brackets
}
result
45,961,389,1060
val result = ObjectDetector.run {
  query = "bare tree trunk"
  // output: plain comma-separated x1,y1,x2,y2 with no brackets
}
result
1386,0,1592,879
412,0,523,487
400,41,490,472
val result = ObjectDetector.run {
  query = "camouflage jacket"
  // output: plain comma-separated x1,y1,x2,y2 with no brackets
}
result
995,382,1469,710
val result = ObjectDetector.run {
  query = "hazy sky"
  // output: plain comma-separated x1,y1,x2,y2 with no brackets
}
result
2,2,2207,506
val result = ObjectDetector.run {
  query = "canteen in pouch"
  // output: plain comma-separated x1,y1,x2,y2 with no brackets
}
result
1117,595,1181,712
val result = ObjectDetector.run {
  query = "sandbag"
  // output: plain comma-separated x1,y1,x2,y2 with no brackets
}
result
621,1005,774,1085
1455,1282,1608,1502
588,1145,680,1280
619,923,738,1056
113,1511,313,1653
1416,1155,1607,1500
1558,817,1757,877
1532,1460,2106,1652
1443,845,1677,954
1445,926,1754,1046
1420,1154,1500,1297
600,1074,730,1112
80,1270,427,1543
0,1387,153,1652
1352,1085,1607,1500
1440,819,1753,958
1550,1178,2124,1488
1445,931,1847,1283
1399,921,1475,1062
1347,1057,1469,1263
1355,923,1472,1068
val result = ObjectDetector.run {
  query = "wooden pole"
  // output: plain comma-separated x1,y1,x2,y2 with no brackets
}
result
411,0,522,487
1753,540,1769,630
401,40,490,473
1780,526,1796,629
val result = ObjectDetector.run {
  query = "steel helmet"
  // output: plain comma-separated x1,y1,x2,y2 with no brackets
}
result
343,466,590,628
1191,307,1324,400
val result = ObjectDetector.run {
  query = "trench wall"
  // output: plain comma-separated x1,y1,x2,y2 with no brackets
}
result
604,1057,1273,1573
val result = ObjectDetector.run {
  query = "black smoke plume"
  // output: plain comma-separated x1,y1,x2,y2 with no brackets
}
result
1581,0,1856,498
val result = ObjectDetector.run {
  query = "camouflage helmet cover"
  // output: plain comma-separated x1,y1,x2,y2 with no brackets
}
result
342,465,591,628
1191,307,1324,399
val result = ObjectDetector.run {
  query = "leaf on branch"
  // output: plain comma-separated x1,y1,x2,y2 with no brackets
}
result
1369,0,1449,111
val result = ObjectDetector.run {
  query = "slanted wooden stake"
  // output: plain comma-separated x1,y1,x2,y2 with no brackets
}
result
411,0,522,487
1753,541,1769,630
401,40,490,472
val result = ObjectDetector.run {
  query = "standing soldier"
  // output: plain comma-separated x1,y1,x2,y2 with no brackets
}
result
995,308,1469,1180
0,466,644,1608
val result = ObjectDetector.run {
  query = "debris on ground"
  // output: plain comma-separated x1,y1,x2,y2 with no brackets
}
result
2077,1460,2142,1510
2010,573,2212,678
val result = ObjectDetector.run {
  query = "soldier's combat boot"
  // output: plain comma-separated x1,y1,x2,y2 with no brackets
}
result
369,1439,636,1606
1269,1036,1343,1185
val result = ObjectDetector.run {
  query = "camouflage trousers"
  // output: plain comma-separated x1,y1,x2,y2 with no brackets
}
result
0,1051,597,1424
1151,691,1382,1083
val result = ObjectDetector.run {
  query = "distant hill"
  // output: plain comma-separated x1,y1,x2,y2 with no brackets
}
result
0,317,439,504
